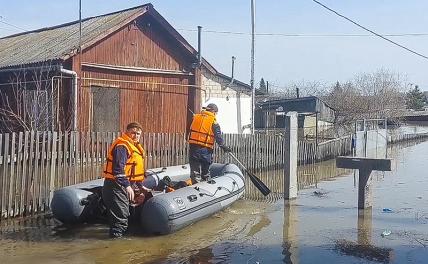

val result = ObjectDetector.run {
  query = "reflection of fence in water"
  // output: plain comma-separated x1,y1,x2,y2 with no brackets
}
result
243,159,353,201
297,159,352,190
0,215,57,242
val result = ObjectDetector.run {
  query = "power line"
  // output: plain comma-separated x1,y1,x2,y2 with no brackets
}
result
312,0,428,60
0,18,27,32
177,28,428,38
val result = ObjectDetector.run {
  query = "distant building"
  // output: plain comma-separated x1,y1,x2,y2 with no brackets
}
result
255,96,336,140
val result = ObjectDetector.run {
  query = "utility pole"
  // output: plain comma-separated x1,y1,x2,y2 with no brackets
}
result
251,0,256,133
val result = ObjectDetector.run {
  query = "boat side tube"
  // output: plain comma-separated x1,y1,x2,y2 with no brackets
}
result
51,179,104,224
140,163,245,235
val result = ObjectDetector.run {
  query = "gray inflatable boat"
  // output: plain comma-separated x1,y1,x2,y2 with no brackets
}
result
51,163,245,234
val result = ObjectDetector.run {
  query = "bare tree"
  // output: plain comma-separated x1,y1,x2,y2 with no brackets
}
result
259,80,327,100
324,68,406,126
0,63,59,132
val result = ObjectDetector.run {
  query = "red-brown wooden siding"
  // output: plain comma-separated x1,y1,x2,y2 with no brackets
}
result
68,14,200,133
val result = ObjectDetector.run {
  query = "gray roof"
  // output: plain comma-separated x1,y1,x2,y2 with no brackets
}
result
0,5,149,69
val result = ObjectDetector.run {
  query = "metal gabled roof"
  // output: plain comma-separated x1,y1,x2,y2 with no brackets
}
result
0,5,150,69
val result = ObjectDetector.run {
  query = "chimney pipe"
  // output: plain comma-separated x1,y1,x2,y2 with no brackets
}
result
231,56,235,81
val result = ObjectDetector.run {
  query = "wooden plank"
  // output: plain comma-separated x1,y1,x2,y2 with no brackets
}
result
44,131,52,210
101,132,106,169
63,131,69,186
181,133,186,165
33,132,40,212
0,134,6,219
155,133,160,168
85,131,90,180
69,132,75,185
14,132,23,216
0,134,3,219
75,131,80,183
39,131,46,211
149,133,154,168
95,132,100,166
56,131,62,188
167,133,172,166
89,131,95,179
22,131,29,216
27,131,35,214
8,133,16,217
171,133,176,165
49,132,57,204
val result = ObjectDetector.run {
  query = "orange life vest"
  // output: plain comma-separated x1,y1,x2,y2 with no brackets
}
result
188,110,216,149
103,134,146,181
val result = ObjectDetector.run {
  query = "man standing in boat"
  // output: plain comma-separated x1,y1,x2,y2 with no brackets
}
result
188,103,232,184
102,122,149,238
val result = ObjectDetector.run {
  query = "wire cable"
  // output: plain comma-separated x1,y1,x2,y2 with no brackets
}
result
312,0,428,60
0,18,27,32
177,28,428,38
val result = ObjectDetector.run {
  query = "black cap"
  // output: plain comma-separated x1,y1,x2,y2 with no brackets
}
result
205,103,218,113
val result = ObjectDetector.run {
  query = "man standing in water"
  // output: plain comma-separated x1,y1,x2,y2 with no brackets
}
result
188,103,231,184
102,122,148,238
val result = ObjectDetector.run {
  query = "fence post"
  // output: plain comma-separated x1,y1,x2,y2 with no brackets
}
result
284,112,298,199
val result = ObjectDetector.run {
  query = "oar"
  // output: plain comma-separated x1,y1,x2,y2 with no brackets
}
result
227,152,271,196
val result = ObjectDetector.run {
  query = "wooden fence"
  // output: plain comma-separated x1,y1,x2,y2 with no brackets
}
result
388,132,428,143
0,131,352,220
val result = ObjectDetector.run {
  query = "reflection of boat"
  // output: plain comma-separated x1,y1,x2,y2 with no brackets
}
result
51,163,245,234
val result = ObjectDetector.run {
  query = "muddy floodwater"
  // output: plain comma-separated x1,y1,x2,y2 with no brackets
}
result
1,141,427,263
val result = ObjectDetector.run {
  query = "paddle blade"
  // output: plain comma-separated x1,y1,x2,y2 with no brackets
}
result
247,171,271,196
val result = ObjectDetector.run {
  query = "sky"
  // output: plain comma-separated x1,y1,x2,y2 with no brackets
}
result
1,0,428,91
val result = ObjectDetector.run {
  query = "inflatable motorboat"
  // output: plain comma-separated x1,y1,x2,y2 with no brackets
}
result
51,163,245,234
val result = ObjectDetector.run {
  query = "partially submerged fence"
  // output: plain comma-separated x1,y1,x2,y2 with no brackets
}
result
0,131,352,220
388,132,428,143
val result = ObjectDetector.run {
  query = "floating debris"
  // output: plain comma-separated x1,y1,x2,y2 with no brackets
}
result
313,190,327,197
381,230,392,237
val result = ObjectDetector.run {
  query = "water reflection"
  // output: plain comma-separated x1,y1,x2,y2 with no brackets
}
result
357,208,372,245
283,200,298,264
336,208,394,263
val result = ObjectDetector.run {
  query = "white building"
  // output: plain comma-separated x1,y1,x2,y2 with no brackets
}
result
200,62,252,134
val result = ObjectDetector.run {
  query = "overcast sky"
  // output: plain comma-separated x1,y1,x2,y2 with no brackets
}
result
1,0,428,91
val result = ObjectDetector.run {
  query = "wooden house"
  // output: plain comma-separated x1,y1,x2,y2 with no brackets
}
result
0,4,205,133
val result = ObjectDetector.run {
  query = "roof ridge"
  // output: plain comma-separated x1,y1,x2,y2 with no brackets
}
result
0,4,151,40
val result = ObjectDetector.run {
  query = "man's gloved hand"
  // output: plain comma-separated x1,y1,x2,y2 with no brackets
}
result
220,145,232,153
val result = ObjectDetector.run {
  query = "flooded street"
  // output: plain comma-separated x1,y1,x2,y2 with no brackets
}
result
1,140,427,263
